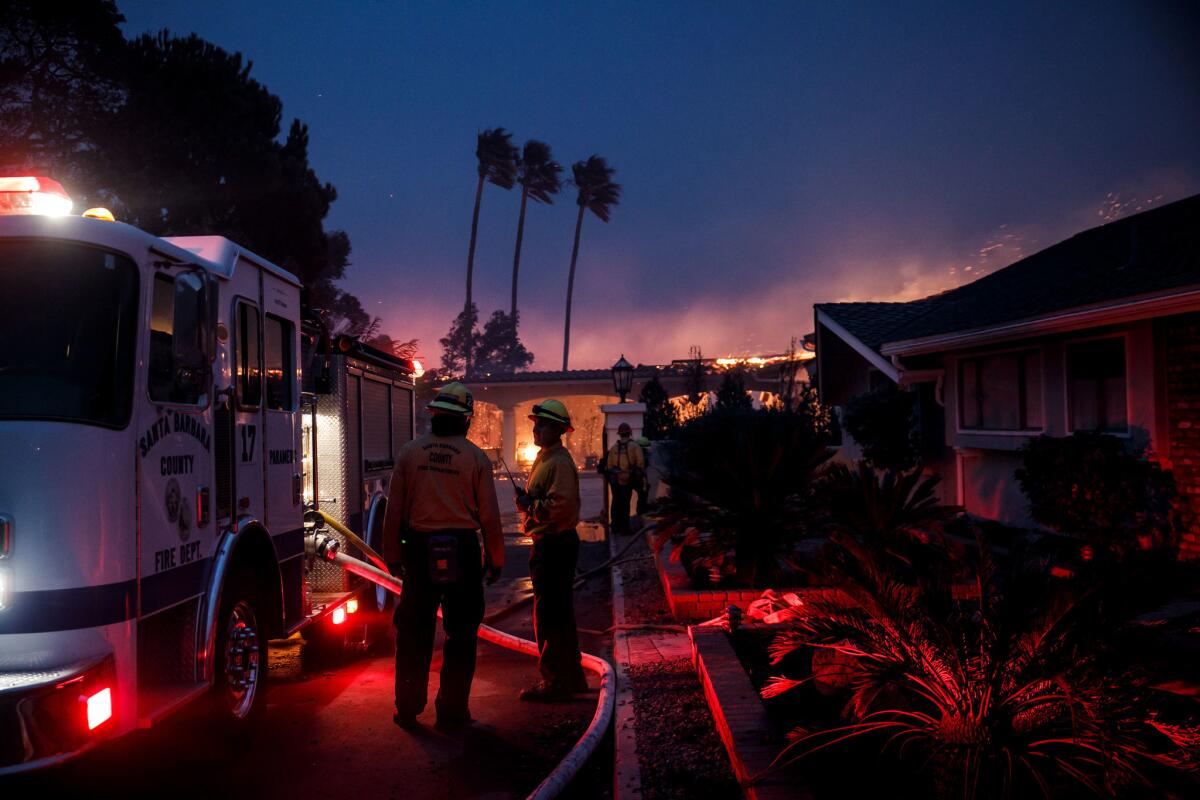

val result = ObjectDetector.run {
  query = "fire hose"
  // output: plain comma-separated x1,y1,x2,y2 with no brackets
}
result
307,511,615,800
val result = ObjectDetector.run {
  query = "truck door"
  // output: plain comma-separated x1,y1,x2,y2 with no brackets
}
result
231,299,265,522
137,267,216,644
261,274,304,624
263,310,300,531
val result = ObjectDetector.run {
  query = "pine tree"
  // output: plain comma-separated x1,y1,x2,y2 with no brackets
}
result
439,304,480,377
473,310,534,376
639,372,679,439
715,368,752,411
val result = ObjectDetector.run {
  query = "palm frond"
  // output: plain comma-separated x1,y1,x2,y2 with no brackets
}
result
476,127,518,189
571,154,621,222
517,139,562,204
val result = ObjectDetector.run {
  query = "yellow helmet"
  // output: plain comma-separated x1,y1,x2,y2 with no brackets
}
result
529,398,573,432
427,382,474,415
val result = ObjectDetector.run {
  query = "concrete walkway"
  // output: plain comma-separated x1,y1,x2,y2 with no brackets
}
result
609,531,693,799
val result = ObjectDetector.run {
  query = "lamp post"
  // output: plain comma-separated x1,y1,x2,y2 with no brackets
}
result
611,354,634,403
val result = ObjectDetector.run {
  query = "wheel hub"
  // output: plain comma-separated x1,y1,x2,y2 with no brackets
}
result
222,601,261,717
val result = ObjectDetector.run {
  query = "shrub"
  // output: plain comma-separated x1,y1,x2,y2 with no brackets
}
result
820,461,960,543
649,406,834,587
840,384,920,472
763,533,1200,798
714,368,752,411
1015,432,1177,557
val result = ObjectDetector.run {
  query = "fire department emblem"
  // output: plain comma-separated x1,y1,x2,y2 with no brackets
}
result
165,478,191,542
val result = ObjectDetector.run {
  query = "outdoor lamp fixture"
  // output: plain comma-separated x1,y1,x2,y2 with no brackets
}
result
611,355,634,403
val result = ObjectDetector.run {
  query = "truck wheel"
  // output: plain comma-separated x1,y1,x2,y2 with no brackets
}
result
212,573,267,725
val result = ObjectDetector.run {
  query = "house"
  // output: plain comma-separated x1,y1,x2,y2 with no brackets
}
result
814,194,1200,556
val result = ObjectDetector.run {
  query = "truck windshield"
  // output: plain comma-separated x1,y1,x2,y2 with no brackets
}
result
0,241,140,428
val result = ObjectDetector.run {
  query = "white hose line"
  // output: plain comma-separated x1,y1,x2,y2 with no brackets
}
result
328,550,616,800
314,510,390,573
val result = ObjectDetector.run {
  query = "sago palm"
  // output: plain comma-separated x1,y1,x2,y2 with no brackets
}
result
511,140,561,318
562,155,620,371
762,535,1200,798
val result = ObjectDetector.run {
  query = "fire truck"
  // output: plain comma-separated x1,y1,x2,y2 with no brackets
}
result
0,177,415,773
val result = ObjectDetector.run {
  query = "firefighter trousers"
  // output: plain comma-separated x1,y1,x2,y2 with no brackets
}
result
610,482,634,535
393,530,484,720
529,529,586,690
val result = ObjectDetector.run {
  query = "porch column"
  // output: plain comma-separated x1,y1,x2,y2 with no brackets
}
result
501,404,518,468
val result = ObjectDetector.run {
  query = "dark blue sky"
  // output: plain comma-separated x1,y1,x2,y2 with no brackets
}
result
120,1,1200,369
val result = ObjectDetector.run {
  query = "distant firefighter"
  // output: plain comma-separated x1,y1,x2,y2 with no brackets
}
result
604,423,645,536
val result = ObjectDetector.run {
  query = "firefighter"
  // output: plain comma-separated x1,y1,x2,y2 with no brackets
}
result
515,399,589,701
634,435,652,515
382,382,504,731
604,423,645,535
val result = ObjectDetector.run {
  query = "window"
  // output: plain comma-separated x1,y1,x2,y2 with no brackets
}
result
264,314,294,411
148,272,210,405
236,302,262,408
0,241,139,427
959,350,1042,431
1067,338,1127,432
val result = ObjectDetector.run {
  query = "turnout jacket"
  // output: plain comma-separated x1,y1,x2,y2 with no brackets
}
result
382,432,504,569
521,443,580,538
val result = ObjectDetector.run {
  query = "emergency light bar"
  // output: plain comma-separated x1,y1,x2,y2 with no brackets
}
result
0,176,73,216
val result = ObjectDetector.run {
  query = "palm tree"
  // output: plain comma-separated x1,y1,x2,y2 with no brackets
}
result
465,128,518,310
562,155,620,371
511,140,562,318
462,127,517,376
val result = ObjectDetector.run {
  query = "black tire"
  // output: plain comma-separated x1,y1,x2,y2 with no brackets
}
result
210,570,268,727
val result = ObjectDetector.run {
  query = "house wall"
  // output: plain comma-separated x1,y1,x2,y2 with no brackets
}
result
1159,312,1200,559
940,320,1161,528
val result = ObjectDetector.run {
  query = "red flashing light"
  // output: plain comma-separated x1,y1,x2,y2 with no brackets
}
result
86,687,113,731
346,598,359,615
331,606,346,625
0,175,73,216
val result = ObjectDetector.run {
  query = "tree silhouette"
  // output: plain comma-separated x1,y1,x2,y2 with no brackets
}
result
715,368,752,411
0,11,378,336
511,139,561,317
466,128,517,307
639,372,679,439
0,0,125,180
440,304,480,377
462,127,517,376
473,310,534,376
562,155,620,371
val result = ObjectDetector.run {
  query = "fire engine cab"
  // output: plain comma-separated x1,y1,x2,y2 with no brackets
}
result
0,178,414,773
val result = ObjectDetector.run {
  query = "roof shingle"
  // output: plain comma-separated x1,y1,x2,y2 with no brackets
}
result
817,194,1200,353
